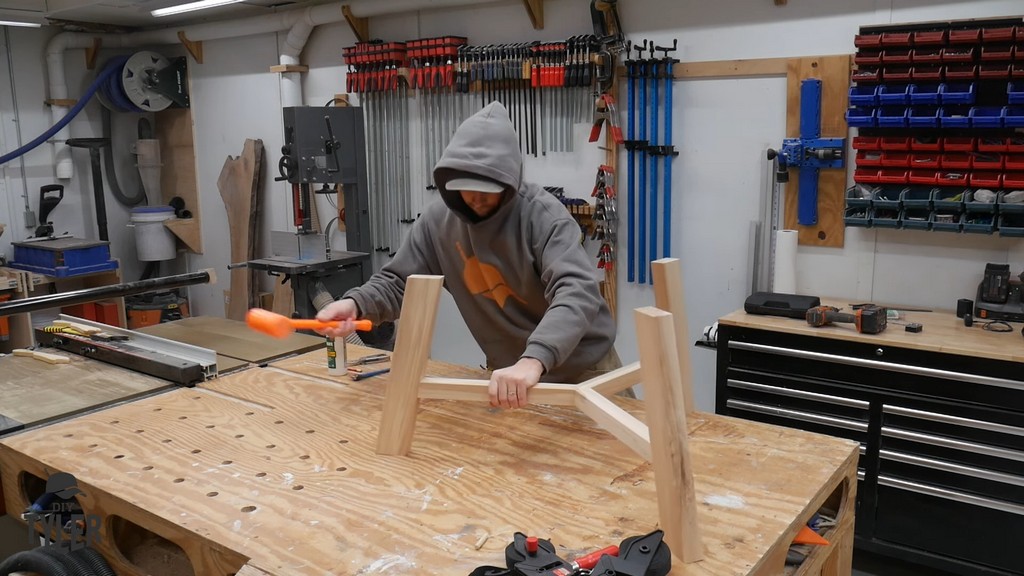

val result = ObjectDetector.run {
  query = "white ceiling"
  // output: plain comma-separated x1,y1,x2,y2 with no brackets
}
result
0,0,325,30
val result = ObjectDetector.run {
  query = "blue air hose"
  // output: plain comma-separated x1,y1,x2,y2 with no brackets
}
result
0,58,125,167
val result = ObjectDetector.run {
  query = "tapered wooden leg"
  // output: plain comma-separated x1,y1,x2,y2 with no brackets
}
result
634,306,704,563
376,275,444,455
651,258,696,414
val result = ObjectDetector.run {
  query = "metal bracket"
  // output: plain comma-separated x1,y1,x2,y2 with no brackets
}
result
771,78,845,226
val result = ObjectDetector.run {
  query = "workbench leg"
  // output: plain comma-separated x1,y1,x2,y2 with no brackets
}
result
651,258,695,414
635,306,704,563
376,275,445,456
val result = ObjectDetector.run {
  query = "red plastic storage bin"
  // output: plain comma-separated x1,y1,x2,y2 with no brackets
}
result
972,153,1005,170
980,64,1011,78
879,169,909,184
852,68,881,83
936,171,969,186
1013,64,1024,78
854,50,883,66
913,48,943,63
854,168,882,184
945,64,978,79
853,136,882,150
982,26,1016,43
1004,172,1024,188
908,170,938,185
914,30,948,46
883,49,913,64
941,153,972,170
970,172,1003,188
881,152,911,167
978,136,1009,152
910,154,941,169
942,46,976,62
881,32,913,46
949,28,982,44
910,136,943,151
912,66,943,81
883,67,913,81
881,136,912,150
981,45,1014,60
855,34,883,48
856,150,883,167
1006,154,1024,171
1008,137,1024,153
943,137,976,152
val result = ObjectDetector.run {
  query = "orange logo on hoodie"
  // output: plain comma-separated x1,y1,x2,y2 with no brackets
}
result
457,242,527,309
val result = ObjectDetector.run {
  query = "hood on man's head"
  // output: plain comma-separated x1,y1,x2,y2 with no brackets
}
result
434,101,523,221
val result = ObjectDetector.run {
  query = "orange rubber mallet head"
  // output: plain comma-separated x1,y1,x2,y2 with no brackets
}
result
246,308,373,339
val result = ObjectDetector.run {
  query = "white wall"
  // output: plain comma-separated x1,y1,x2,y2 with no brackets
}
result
2,0,1024,412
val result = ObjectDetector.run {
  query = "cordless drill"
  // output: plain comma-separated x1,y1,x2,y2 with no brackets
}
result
805,305,887,334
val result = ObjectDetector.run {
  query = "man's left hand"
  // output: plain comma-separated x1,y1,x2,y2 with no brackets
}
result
489,358,545,409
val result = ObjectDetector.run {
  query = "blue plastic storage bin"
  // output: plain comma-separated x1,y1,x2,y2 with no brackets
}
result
939,82,976,104
878,84,911,105
872,207,902,228
909,106,940,128
940,106,972,128
849,85,879,106
8,238,119,278
1008,82,1024,105
909,84,941,104
845,107,876,127
844,206,872,228
900,186,935,210
1004,106,1024,127
970,106,1004,128
877,107,909,128
930,212,963,233
901,208,932,230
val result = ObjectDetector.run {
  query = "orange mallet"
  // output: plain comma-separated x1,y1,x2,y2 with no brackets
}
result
246,308,373,339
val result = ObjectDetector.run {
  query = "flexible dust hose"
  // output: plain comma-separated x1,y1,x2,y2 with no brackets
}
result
0,60,122,168
37,546,97,576
71,548,116,576
101,106,147,206
0,550,73,576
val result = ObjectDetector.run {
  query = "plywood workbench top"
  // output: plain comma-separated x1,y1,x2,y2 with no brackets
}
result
0,346,858,576
719,302,1024,363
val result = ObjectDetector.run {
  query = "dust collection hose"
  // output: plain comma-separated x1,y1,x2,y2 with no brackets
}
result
0,546,116,576
0,60,122,167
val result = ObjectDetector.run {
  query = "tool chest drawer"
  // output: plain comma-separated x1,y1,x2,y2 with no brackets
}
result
724,370,871,427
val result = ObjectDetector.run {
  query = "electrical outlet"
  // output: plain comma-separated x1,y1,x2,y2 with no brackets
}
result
23,209,35,228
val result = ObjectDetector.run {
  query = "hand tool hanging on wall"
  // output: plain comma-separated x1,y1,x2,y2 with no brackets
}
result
654,41,679,260
634,41,649,284
592,165,617,272
624,41,640,283
646,42,660,285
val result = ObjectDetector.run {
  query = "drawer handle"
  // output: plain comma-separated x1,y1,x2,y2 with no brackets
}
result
729,341,1024,392
881,449,1024,488
882,427,1024,463
878,475,1024,517
726,400,869,432
727,379,870,410
883,405,1024,438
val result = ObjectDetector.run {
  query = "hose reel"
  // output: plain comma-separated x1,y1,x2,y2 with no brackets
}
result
97,51,190,113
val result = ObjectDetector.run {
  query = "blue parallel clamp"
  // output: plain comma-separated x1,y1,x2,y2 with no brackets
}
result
768,79,846,226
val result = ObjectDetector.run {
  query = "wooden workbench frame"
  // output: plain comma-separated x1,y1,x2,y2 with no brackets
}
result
376,257,705,563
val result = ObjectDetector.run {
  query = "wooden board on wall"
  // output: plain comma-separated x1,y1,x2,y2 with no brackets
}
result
155,108,203,254
218,139,264,322
783,55,852,247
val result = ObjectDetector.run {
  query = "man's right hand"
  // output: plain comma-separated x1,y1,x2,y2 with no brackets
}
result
315,298,361,339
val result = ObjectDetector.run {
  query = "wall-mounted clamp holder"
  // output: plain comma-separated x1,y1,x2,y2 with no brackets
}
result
767,78,844,226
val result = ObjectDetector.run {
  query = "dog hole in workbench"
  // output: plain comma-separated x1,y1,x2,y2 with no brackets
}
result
63,433,73,438
305,429,315,434
111,515,196,576
336,467,347,472
134,429,144,433
191,449,201,454
206,424,215,428
245,412,254,416
153,408,161,412
114,454,125,459
173,478,185,483
274,420,284,424
338,439,348,444
142,466,154,471
88,443,98,448
266,444,276,449
255,472,267,477
193,396,201,399
178,416,187,420
241,505,256,513
162,439,172,443
110,420,119,424
299,455,310,460
235,434,245,438
207,492,218,497
292,485,303,491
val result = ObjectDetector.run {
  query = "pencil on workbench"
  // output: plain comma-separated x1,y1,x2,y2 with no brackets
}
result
348,367,391,381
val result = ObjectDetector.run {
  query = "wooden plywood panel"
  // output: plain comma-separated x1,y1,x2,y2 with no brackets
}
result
137,316,322,364
0,363,856,575
155,108,203,254
0,355,172,428
783,55,852,247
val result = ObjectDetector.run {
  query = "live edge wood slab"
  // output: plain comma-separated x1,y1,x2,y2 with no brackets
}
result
0,343,857,575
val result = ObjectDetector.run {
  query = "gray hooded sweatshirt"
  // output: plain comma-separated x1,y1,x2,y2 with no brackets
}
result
344,101,615,382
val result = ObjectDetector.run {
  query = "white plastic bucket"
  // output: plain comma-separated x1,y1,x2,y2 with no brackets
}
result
129,206,177,261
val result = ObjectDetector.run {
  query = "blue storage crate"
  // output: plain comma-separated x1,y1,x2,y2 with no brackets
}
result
846,185,875,209
845,107,876,127
909,84,941,104
1005,106,1024,128
963,213,995,234
933,188,967,211
940,106,972,128
877,106,909,128
872,187,902,210
970,106,1004,128
878,84,911,105
844,206,872,228
930,212,963,233
901,208,932,230
872,207,902,228
908,106,940,127
849,85,879,106
998,214,1024,237
965,189,998,213
939,82,976,104
998,191,1024,214
1008,82,1024,105
900,186,935,210
9,238,118,278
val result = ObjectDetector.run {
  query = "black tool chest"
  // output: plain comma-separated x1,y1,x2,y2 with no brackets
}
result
715,322,1024,575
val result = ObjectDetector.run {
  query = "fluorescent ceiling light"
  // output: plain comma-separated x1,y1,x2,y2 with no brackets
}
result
151,0,247,17
0,20,41,27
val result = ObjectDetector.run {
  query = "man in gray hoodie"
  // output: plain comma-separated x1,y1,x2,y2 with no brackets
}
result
317,101,616,409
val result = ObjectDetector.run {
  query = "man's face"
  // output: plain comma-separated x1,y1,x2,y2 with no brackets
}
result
460,190,502,218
